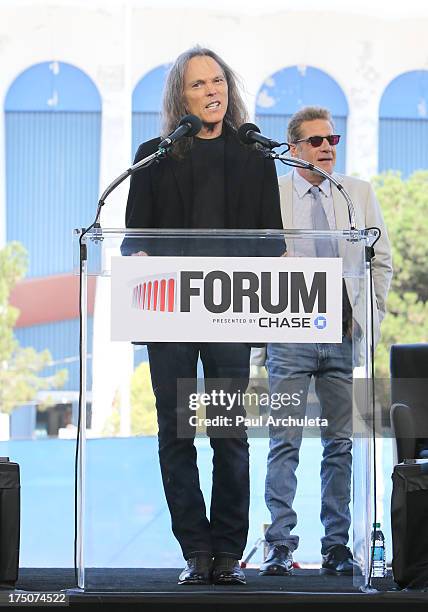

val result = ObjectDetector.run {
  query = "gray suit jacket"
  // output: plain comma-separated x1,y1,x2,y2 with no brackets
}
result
251,171,393,365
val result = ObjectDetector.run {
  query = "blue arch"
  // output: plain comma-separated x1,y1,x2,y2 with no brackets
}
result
5,62,101,393
5,62,101,389
379,70,428,176
255,66,348,175
256,65,348,116
132,64,171,156
380,70,428,119
5,60,102,276
132,64,171,112
5,61,101,112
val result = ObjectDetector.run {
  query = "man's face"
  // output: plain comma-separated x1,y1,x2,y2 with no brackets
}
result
183,56,228,136
290,119,337,180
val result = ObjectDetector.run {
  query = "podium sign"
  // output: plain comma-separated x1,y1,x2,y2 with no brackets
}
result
111,256,342,343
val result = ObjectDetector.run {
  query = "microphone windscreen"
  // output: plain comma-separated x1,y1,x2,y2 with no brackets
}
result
179,114,202,137
237,122,261,145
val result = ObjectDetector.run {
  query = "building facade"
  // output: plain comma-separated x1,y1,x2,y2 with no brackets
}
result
1,0,428,436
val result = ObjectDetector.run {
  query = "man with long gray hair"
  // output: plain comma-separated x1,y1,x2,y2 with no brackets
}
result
125,47,282,585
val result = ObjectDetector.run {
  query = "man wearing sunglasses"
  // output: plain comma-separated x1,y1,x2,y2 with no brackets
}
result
256,106,392,577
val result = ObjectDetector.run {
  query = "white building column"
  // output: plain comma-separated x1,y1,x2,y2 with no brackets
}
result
346,98,379,180
90,4,134,436
344,42,382,180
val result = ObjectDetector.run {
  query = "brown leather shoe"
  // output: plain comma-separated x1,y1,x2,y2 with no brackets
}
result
212,557,246,585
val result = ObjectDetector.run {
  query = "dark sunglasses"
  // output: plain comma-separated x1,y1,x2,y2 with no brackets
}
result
294,134,341,147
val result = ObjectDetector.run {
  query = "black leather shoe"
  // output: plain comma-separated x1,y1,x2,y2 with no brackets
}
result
178,555,213,585
259,545,294,576
320,545,361,576
212,557,246,585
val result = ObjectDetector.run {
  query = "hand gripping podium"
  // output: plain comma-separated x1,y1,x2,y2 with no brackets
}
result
73,227,378,591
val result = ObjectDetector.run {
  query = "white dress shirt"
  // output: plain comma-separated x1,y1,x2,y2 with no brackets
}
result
291,170,337,257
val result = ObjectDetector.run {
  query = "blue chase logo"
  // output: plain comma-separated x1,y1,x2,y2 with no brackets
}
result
314,315,327,330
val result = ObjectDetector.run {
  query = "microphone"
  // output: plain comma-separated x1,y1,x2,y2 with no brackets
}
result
158,114,202,149
237,123,282,149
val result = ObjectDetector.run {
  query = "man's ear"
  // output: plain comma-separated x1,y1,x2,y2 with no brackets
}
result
289,143,298,158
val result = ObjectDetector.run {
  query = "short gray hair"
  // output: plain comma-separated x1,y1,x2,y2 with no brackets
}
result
287,106,334,143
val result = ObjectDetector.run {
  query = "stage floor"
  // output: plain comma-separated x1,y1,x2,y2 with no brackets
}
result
11,568,428,609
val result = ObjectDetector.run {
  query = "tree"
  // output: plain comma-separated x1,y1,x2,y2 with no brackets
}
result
0,242,67,414
101,361,158,437
373,171,428,381
129,361,158,435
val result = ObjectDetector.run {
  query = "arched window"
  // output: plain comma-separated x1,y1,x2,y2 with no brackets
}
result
132,64,171,157
379,70,428,177
5,61,102,277
255,66,348,175
5,61,101,394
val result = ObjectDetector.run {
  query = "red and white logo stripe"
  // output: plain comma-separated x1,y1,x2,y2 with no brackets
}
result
132,274,177,312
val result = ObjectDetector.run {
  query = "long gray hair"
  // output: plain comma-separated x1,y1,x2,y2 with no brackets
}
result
161,46,249,157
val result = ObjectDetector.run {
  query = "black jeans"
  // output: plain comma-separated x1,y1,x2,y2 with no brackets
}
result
147,342,251,560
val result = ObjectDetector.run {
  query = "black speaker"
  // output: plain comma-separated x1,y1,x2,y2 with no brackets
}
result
0,458,20,588
391,460,428,589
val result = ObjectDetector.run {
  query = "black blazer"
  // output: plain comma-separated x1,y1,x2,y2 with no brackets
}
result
124,128,282,247
123,128,283,346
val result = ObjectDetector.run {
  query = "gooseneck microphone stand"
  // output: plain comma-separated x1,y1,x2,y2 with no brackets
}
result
267,151,357,230
75,145,168,590
85,148,169,241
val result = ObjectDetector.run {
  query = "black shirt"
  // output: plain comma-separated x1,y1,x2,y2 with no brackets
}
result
190,135,225,229
123,128,283,258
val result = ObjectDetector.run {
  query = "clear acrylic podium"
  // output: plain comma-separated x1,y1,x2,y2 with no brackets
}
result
73,227,378,591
